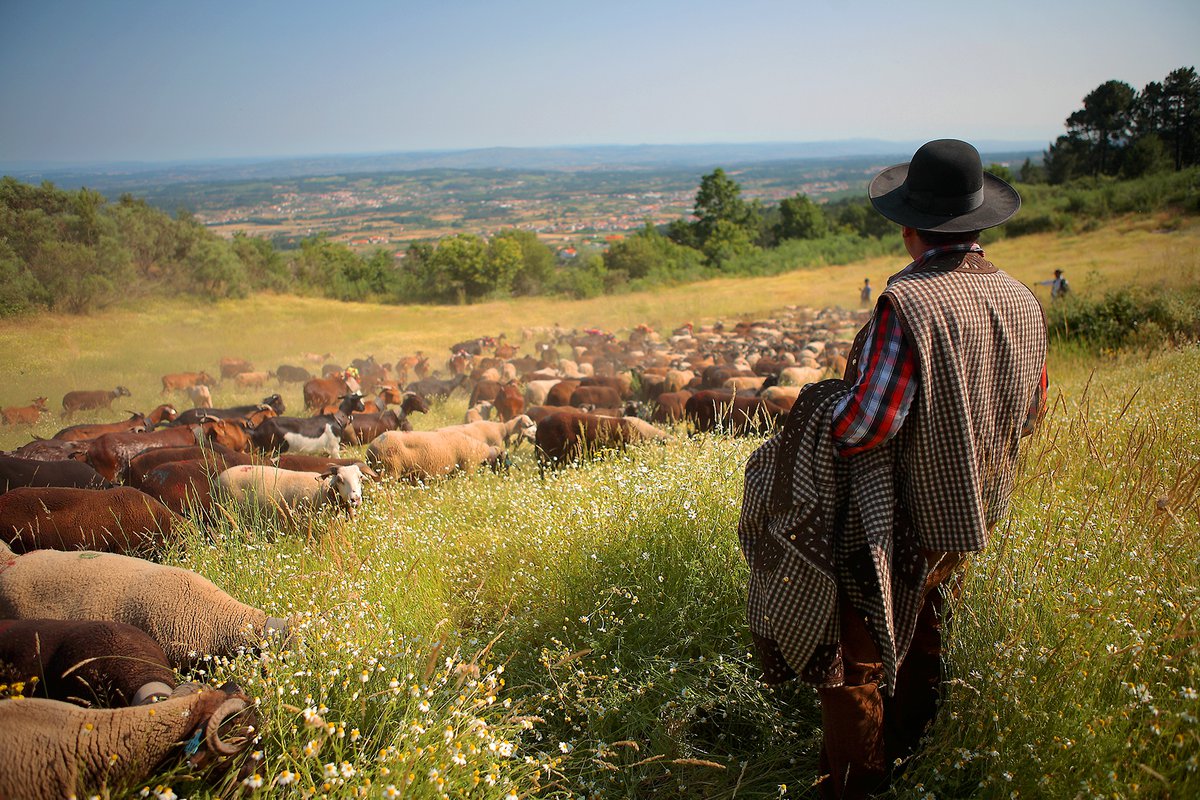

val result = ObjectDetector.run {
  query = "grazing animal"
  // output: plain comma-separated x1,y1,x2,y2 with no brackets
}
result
651,390,694,424
0,486,180,555
405,373,468,400
234,370,271,389
0,540,291,668
60,386,131,419
217,464,364,520
303,375,354,412
218,357,254,379
275,364,312,384
366,430,501,483
144,404,179,428
343,409,405,445
492,382,525,421
138,459,237,517
251,393,364,456
569,385,622,409
778,365,827,387
437,415,536,450
125,444,238,489
188,384,213,408
160,371,216,394
275,454,378,480
5,438,90,462
545,380,582,406
534,409,668,472
172,393,285,426
684,390,788,435
0,619,176,707
464,401,494,422
86,420,251,482
524,379,562,406
0,682,257,800
0,453,111,494
1,397,48,425
52,412,151,442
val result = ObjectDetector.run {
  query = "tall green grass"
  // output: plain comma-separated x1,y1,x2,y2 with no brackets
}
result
59,342,1193,798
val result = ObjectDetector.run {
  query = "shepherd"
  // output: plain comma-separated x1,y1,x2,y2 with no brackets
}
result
738,139,1048,797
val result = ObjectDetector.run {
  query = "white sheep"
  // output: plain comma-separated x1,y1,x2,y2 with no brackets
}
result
437,415,535,450
778,365,826,387
217,463,364,520
366,430,501,483
760,385,804,404
524,379,561,406
665,369,695,393
0,540,288,668
464,400,494,422
723,376,767,392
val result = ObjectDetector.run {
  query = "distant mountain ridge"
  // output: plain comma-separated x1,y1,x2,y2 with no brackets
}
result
3,139,1046,189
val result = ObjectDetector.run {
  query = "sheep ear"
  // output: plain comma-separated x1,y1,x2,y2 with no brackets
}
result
324,465,339,477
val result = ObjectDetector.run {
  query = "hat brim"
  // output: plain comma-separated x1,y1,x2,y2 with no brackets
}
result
868,164,1021,233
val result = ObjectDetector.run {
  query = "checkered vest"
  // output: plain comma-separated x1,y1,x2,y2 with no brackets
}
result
881,252,1046,552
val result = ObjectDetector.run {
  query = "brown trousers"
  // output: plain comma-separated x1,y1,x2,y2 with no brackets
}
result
817,551,964,799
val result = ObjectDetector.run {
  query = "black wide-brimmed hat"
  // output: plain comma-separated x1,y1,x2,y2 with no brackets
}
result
868,139,1021,233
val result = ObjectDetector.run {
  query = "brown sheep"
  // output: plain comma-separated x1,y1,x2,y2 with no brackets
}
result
160,371,215,394
1,397,48,425
545,379,582,406
0,486,180,555
60,386,131,419
0,682,257,800
535,409,668,472
0,619,176,706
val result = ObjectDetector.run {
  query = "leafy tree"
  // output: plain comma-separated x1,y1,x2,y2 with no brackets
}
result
985,163,1015,183
1160,67,1200,170
491,229,554,295
1067,79,1137,175
231,232,290,291
702,219,759,267
776,194,828,241
186,238,247,299
693,168,760,242
603,223,704,280
429,233,490,303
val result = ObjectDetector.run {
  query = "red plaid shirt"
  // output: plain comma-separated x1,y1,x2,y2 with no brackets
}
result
832,244,1048,456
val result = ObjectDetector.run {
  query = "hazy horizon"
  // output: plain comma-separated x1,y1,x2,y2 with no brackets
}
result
2,0,1196,165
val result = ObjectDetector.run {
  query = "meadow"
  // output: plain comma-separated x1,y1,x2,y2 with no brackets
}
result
0,217,1197,798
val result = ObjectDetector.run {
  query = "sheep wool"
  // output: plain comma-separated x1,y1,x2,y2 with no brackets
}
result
0,548,285,668
0,683,255,800
367,430,499,482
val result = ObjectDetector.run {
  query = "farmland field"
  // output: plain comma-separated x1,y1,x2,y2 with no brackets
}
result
0,217,1197,798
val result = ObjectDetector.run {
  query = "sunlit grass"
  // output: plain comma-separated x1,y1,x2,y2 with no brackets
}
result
1,218,1197,797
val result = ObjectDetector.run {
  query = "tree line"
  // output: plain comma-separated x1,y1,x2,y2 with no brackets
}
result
3,64,1198,319
1038,66,1199,183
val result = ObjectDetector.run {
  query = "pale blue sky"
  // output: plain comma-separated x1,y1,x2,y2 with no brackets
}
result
1,0,1196,164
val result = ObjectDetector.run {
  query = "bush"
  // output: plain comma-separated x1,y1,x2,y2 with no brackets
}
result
1047,286,1200,348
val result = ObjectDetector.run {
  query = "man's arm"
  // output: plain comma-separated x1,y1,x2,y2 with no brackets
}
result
831,298,917,456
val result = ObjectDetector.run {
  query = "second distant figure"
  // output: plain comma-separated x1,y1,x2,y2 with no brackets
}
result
860,278,872,306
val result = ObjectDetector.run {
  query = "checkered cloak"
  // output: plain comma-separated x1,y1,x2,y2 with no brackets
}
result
738,254,1046,689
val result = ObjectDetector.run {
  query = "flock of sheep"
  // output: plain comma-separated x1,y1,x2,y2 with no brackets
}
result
0,305,862,797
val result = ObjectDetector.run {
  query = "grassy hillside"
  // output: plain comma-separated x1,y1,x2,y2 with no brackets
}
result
1,215,1197,445
0,216,1197,798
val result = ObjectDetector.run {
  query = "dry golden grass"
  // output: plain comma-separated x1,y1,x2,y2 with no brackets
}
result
0,215,1195,450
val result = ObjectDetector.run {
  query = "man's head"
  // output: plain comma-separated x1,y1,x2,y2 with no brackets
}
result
869,139,1020,234
1054,269,1063,277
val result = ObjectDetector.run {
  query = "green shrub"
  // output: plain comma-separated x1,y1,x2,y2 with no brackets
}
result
1047,286,1200,348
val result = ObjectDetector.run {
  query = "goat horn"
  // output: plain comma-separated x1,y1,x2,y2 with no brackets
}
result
205,697,250,757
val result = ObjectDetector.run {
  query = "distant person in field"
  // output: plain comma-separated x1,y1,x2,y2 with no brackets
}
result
1037,268,1070,299
738,139,1048,798
860,278,872,306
